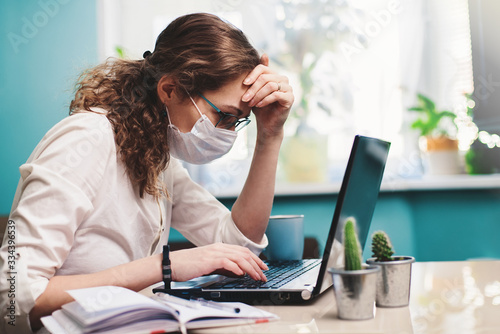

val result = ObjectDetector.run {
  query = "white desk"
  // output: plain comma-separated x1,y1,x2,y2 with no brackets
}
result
142,260,500,333
410,261,500,334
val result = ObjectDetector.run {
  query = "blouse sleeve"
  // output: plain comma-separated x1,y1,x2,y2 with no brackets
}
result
0,112,115,333
167,159,268,255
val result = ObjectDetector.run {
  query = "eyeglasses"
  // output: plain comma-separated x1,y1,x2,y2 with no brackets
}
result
197,92,251,131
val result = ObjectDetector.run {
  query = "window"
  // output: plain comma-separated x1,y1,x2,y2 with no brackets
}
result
98,0,474,196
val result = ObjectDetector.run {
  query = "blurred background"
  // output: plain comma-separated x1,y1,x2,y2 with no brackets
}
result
1,0,500,262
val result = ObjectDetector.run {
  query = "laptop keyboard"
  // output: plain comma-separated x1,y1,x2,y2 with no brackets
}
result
207,259,321,289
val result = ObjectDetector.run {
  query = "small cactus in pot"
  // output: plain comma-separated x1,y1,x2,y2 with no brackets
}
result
371,231,395,261
366,230,415,307
327,217,380,320
344,218,362,271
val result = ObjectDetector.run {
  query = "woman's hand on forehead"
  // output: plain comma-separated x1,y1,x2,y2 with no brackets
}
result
241,54,294,137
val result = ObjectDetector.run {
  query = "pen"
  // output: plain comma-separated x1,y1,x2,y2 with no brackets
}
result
154,293,240,314
192,297,241,313
154,292,200,309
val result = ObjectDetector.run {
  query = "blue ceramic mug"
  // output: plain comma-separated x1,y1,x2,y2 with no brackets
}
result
264,215,304,260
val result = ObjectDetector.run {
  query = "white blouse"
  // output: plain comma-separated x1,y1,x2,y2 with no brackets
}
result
0,110,267,333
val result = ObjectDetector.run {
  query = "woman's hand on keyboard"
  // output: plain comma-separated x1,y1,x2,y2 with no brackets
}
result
170,243,268,282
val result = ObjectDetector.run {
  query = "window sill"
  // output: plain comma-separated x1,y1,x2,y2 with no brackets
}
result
214,174,500,199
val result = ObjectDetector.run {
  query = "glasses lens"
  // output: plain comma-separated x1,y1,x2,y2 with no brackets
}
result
216,113,250,131
234,119,251,131
217,113,238,130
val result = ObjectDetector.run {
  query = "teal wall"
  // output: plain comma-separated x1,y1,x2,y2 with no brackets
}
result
408,189,500,261
170,189,500,262
0,0,98,214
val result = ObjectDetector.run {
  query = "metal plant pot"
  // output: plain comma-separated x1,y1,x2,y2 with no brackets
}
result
366,256,415,307
327,265,380,320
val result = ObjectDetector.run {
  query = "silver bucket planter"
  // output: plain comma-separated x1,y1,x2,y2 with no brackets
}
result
366,256,415,307
327,265,380,320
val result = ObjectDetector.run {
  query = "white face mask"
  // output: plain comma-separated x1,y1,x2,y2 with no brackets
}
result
166,94,237,164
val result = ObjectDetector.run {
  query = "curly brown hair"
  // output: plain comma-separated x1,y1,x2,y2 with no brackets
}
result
70,13,260,198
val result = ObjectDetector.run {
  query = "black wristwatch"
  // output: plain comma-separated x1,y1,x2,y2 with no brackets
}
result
162,244,171,289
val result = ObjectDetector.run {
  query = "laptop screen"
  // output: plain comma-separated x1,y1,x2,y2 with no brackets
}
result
314,135,391,295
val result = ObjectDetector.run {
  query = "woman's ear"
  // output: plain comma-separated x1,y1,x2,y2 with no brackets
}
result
157,75,176,104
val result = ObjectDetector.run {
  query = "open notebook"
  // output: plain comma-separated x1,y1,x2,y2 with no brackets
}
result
41,286,278,334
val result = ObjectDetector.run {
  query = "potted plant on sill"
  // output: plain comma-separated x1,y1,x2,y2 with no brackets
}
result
408,93,463,175
366,231,415,307
327,218,380,320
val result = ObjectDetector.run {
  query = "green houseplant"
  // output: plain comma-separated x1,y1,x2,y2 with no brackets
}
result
408,93,457,139
327,218,380,320
408,93,462,174
366,231,415,307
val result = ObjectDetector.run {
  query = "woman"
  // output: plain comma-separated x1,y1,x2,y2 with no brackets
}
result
0,13,293,332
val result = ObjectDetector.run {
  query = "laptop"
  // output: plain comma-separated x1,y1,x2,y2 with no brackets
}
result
153,135,391,304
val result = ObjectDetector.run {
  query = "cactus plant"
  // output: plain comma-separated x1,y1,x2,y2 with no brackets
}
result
344,217,362,271
371,231,394,262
